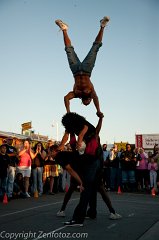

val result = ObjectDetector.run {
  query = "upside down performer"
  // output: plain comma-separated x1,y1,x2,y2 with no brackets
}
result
55,16,110,117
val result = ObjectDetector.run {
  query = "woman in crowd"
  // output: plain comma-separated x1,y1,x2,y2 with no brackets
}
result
136,148,149,191
17,138,36,198
32,142,46,196
43,145,59,195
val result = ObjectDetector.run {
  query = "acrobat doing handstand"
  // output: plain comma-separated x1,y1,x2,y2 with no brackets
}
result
55,16,110,117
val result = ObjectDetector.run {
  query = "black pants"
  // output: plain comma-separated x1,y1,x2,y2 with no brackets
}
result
72,159,98,223
87,169,115,217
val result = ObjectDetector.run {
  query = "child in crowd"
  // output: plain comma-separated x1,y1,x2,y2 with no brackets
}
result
13,173,26,198
148,157,158,189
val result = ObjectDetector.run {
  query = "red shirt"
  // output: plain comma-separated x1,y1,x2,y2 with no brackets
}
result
18,151,31,167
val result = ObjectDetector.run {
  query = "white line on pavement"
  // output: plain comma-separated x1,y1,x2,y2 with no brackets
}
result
107,223,117,229
0,198,79,218
33,226,67,240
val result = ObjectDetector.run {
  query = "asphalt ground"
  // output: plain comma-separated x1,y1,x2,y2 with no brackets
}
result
0,191,159,240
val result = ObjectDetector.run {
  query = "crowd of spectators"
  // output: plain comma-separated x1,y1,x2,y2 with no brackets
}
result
0,138,71,200
102,143,159,194
0,137,159,202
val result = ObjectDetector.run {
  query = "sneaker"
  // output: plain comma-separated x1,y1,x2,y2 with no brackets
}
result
57,210,66,217
55,19,68,31
25,192,31,198
109,213,122,220
85,215,96,220
100,16,110,28
48,191,55,195
64,220,83,227
7,194,12,198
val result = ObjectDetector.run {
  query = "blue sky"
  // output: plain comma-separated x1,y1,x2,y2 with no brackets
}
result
0,0,159,144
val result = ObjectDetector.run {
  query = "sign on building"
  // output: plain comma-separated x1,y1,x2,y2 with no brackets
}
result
21,122,32,131
136,134,159,149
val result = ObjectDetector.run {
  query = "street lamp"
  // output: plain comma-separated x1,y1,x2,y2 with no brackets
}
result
52,121,59,141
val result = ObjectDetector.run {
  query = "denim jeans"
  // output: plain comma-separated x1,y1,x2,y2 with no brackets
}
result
0,177,7,195
110,167,122,190
32,167,43,193
7,166,16,197
65,42,102,76
62,170,70,191
150,170,157,188
72,158,98,223
122,170,136,184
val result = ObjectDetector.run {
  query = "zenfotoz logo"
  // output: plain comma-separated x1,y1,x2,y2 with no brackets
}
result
0,231,88,239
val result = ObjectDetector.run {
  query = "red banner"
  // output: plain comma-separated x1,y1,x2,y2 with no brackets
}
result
136,135,143,148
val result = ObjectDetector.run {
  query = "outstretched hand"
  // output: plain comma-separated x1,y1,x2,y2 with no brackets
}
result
96,111,104,118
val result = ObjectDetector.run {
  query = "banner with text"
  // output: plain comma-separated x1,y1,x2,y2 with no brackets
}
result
136,134,159,149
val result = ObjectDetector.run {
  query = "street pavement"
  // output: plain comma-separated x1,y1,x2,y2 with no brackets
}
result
0,191,159,240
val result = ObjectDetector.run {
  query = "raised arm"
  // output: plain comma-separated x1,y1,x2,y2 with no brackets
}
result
96,113,104,136
91,90,103,117
64,91,75,113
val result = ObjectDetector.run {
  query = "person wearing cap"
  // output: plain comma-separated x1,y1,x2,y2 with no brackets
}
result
55,16,110,117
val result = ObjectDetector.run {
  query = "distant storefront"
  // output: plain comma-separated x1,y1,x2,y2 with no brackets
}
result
0,130,48,148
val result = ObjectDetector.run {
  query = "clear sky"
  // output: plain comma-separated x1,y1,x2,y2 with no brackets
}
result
0,0,159,144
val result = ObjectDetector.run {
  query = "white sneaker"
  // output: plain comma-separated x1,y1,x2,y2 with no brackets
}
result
100,16,110,28
56,210,66,217
109,213,122,220
55,19,68,31
25,192,31,198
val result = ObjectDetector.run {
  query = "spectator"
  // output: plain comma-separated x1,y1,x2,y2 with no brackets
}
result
17,138,36,198
45,140,54,154
109,144,122,191
32,142,46,196
136,148,149,191
0,144,10,198
13,173,26,198
102,144,110,190
6,137,19,198
43,146,59,195
148,157,158,190
120,144,136,192
152,145,159,191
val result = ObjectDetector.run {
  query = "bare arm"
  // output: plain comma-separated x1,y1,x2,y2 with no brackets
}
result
65,164,84,192
41,150,47,160
29,148,37,159
64,91,75,113
19,148,37,160
19,148,27,157
77,125,88,149
58,131,69,151
91,90,103,117
96,114,104,136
